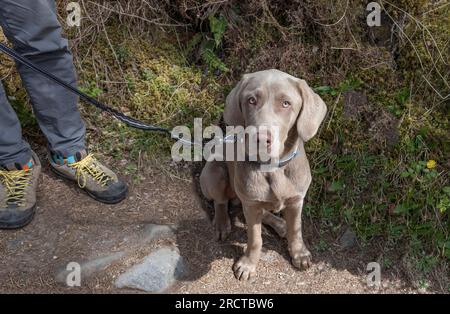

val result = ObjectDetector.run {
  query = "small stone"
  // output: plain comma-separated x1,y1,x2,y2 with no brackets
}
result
115,247,185,292
260,250,280,263
339,227,357,249
6,238,22,250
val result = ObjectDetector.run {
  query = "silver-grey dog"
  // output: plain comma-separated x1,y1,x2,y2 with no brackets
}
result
200,69,327,280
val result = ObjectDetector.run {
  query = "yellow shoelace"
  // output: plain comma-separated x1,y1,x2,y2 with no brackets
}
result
69,154,111,188
0,169,32,207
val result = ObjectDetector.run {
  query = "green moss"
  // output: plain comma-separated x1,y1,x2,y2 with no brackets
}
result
128,45,222,126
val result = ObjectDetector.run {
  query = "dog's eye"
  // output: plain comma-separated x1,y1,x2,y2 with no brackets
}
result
282,100,291,108
248,97,257,105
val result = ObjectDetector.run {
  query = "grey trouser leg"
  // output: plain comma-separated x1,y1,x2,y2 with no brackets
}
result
0,0,85,166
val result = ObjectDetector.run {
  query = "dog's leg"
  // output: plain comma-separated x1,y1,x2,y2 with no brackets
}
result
262,210,287,238
233,205,263,281
284,198,312,270
200,161,232,241
213,201,231,241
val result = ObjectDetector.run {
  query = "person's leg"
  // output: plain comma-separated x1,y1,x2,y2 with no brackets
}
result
0,84,32,166
0,0,86,157
0,84,40,229
0,0,127,207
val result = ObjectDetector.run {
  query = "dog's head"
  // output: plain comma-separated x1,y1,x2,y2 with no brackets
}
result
224,69,327,159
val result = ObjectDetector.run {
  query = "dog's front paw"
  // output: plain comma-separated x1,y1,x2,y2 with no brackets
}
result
233,256,257,281
213,215,231,241
291,248,312,270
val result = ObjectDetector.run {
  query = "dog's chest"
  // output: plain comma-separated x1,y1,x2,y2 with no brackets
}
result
233,165,300,210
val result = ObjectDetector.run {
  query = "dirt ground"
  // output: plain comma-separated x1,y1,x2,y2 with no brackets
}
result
0,147,430,294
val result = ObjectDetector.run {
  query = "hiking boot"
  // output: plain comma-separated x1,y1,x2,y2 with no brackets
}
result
49,150,127,204
0,151,41,229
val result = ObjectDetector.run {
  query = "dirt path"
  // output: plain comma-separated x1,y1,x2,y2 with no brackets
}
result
0,149,421,294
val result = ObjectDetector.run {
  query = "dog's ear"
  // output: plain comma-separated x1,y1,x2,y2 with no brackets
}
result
296,79,327,142
223,75,249,126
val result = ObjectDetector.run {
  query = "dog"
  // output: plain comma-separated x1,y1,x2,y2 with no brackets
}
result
199,69,327,280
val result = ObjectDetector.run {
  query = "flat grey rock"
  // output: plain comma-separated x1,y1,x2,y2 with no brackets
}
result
141,224,176,242
339,228,357,249
115,247,185,292
56,251,125,284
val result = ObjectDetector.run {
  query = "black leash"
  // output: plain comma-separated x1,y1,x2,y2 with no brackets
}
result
0,42,171,135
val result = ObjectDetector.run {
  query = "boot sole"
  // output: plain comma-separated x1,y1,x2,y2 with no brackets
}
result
0,205,36,229
50,166,128,204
